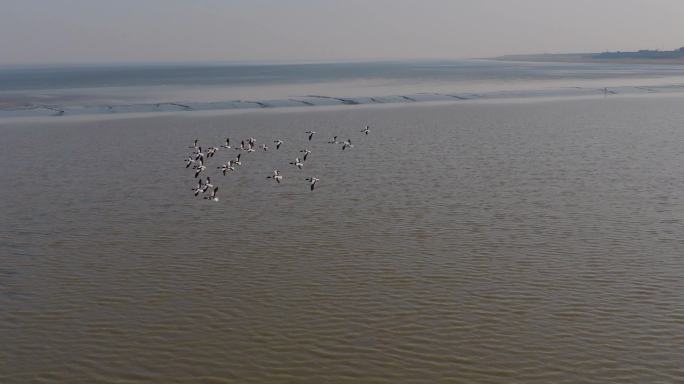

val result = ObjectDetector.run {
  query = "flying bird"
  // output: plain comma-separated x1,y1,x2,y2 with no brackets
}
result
305,131,316,141
187,156,204,169
233,153,242,166
204,186,219,201
218,163,235,175
185,156,200,168
290,157,304,169
202,177,214,192
267,169,283,183
193,147,205,161
305,177,319,191
342,139,353,150
299,149,311,161
191,179,204,196
194,165,207,178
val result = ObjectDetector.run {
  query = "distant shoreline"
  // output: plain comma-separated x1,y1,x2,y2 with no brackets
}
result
490,53,684,65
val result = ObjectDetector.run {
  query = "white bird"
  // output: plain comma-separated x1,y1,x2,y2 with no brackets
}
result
342,139,353,150
202,177,214,192
185,156,199,168
188,138,199,149
261,144,269,151
218,163,235,175
299,149,311,161
194,165,207,178
187,156,204,170
233,153,242,166
207,147,218,158
290,157,304,169
193,147,205,160
305,131,316,141
191,179,204,196
273,139,283,150
305,177,319,191
328,136,339,144
361,125,370,135
220,138,231,149
203,186,219,201
267,169,283,183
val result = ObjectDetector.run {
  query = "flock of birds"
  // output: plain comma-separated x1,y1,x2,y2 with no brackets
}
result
184,125,370,201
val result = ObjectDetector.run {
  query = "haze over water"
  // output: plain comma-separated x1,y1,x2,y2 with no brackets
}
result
2,76,684,382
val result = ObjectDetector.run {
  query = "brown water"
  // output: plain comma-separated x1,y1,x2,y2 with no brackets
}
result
1,97,683,383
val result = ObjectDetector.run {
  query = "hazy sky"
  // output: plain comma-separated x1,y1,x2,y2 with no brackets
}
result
2,0,684,65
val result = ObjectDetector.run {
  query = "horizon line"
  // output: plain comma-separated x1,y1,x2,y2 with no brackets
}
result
0,56,485,69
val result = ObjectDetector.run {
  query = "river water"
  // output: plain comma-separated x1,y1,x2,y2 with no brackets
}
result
1,94,683,382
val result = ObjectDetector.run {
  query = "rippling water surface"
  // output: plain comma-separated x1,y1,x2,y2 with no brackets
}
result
1,97,684,383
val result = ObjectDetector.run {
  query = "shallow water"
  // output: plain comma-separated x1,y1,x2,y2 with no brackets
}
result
1,97,684,383
4,60,684,117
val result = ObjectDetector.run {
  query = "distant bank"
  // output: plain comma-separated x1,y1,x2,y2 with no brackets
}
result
493,47,684,65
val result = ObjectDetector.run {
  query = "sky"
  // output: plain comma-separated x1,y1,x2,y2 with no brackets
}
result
2,0,684,65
